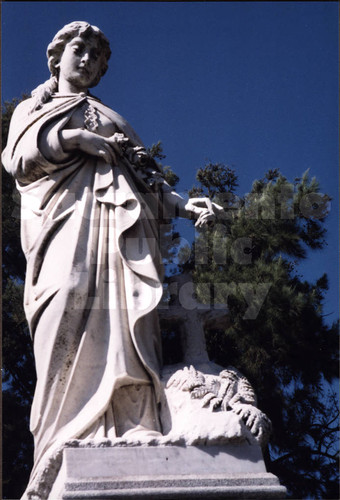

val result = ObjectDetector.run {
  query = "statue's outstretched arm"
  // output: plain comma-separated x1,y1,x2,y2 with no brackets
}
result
161,182,223,227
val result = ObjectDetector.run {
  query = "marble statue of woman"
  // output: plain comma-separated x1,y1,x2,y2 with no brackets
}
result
2,21,217,498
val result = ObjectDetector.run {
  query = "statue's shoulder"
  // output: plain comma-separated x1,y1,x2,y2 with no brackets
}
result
11,95,58,119
12,97,33,117
6,98,35,136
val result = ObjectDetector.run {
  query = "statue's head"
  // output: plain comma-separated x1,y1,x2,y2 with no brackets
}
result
47,21,111,88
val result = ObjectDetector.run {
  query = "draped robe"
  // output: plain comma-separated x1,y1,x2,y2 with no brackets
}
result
2,93,166,496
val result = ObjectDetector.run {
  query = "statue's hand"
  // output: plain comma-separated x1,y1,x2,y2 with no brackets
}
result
60,129,129,165
105,132,130,161
184,198,223,227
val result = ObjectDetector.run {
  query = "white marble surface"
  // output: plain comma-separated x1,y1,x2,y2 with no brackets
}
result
65,444,266,477
57,445,286,499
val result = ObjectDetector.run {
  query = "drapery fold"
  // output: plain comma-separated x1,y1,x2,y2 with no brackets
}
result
2,94,165,496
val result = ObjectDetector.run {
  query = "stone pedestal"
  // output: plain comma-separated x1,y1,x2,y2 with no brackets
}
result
59,444,286,499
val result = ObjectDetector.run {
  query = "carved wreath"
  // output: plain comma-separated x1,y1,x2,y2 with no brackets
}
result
167,365,272,446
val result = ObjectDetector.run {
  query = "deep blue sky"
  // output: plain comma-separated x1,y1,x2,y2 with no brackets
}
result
2,2,338,325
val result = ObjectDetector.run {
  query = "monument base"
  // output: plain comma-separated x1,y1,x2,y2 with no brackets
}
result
57,444,286,499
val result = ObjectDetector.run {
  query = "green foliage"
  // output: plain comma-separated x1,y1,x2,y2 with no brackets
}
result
193,161,238,197
187,163,339,498
147,141,179,187
2,390,34,500
147,141,184,275
2,97,29,282
2,95,34,499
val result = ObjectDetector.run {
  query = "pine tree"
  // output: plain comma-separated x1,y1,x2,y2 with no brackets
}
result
186,164,339,499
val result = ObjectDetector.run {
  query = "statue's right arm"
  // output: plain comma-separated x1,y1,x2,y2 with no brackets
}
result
2,99,43,179
40,126,129,166
58,129,119,165
161,182,223,227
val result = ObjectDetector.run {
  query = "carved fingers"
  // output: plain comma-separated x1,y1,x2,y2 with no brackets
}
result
100,132,129,163
185,198,223,227
109,132,129,150
195,210,216,228
85,132,130,165
71,129,119,164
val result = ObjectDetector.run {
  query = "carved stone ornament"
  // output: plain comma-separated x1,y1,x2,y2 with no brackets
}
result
163,364,272,447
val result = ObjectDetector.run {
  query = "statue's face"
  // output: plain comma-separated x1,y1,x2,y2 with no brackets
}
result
57,35,103,92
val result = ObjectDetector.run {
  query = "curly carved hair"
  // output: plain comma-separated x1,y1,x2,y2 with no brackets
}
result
30,21,111,112
47,21,111,85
